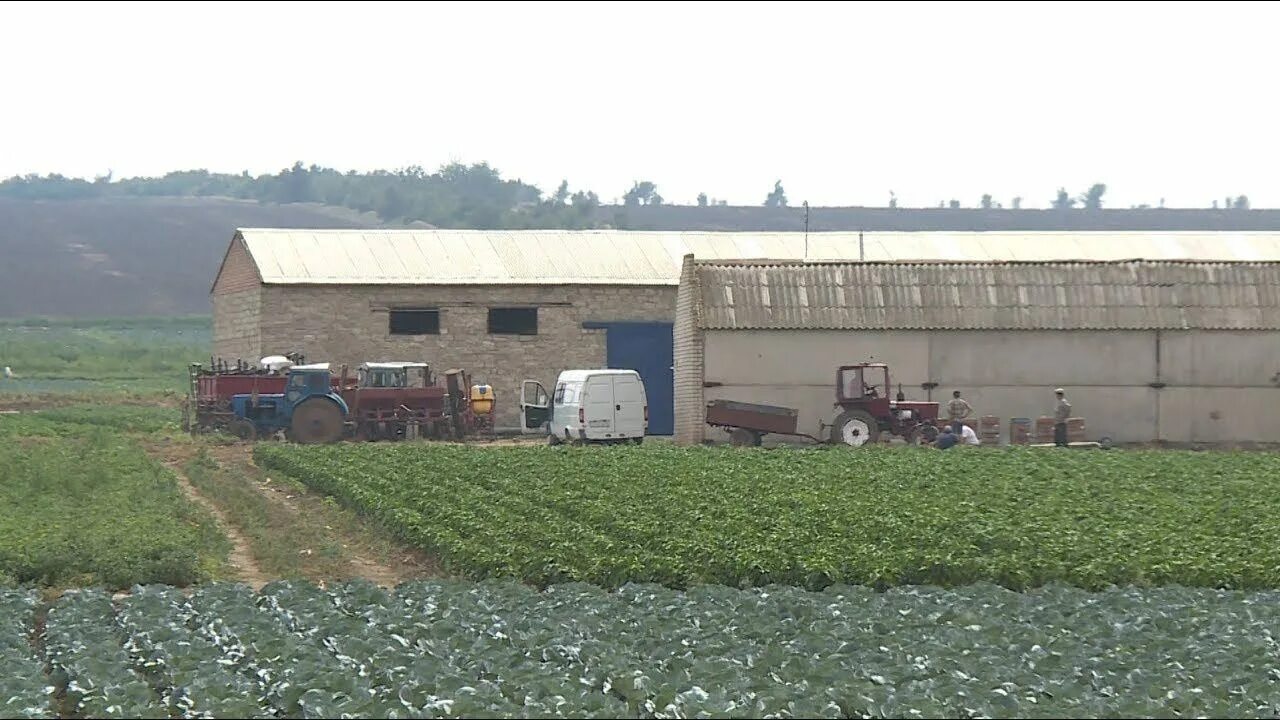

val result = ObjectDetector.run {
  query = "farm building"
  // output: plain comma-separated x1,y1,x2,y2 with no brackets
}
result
673,255,1280,446
213,228,1280,433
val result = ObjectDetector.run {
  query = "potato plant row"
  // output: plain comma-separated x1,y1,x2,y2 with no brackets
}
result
256,443,1280,591
0,418,228,589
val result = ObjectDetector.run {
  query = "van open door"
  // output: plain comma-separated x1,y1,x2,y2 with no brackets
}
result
519,380,551,435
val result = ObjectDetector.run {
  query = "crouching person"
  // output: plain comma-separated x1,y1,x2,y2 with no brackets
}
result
935,425,958,450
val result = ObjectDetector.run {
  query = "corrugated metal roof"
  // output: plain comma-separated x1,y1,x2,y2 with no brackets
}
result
692,260,1280,330
233,229,1280,286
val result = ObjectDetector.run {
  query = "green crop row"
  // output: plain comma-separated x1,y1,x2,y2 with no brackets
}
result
0,590,52,719
4,579,1280,718
0,425,228,588
34,404,180,433
257,443,1280,591
44,590,166,718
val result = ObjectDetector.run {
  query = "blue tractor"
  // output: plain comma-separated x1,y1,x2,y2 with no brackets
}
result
227,364,349,443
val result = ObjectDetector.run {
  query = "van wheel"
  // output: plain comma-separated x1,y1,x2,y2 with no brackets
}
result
547,433,562,446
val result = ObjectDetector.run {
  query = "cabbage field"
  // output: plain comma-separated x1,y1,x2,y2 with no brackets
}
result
5,580,1279,719
255,443,1280,591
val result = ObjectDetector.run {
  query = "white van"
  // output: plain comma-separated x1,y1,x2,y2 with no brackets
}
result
521,369,648,444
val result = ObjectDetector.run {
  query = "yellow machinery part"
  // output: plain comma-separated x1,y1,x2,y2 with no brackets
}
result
470,384,495,415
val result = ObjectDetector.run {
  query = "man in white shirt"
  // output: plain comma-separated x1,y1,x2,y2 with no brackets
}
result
958,423,981,446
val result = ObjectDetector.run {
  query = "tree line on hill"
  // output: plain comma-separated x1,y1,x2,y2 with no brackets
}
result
0,163,1257,230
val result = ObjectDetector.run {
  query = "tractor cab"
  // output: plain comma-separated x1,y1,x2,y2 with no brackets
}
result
358,362,432,389
837,363,890,405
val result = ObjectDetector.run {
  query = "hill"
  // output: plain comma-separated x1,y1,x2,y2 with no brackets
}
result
0,197,381,317
6,178,1280,318
602,204,1280,232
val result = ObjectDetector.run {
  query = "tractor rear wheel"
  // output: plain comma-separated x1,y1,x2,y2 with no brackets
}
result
729,428,762,447
830,410,880,447
228,419,257,442
290,399,344,444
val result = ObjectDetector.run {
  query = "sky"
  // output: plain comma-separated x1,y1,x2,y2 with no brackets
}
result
1,0,1276,208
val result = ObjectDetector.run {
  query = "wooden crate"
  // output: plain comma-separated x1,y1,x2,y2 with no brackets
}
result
1034,416,1056,443
1031,416,1088,443
1067,417,1087,442
1009,418,1032,445
978,415,1001,443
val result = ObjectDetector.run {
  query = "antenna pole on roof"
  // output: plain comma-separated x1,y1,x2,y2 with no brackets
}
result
859,230,865,262
803,201,810,261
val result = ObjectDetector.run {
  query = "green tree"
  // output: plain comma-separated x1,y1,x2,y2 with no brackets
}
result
1012,196,1022,209
276,161,314,204
697,192,708,207
1052,188,1075,209
980,194,993,209
764,180,787,208
948,199,960,209
623,181,660,207
1079,183,1106,210
553,180,570,206
1234,195,1251,210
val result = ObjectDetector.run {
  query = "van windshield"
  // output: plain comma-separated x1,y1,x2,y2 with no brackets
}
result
554,381,583,405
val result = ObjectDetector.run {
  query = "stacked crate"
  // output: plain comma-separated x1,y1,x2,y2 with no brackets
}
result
1033,416,1088,443
1009,418,1032,445
1067,417,1087,443
1034,417,1056,443
978,415,1001,444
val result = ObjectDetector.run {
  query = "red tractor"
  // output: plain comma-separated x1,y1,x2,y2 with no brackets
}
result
827,363,940,446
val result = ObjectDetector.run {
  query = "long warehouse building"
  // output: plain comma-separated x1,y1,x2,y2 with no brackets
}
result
212,228,1280,434
673,255,1280,445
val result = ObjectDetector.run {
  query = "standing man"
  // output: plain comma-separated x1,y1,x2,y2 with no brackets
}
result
948,390,973,434
1053,388,1072,447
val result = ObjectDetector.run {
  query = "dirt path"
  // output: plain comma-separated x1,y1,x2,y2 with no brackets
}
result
161,457,271,590
203,444,435,587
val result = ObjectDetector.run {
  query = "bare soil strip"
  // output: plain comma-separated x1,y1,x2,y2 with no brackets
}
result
161,457,270,590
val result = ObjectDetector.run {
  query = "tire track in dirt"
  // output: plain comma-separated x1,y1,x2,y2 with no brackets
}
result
206,445,434,587
161,457,270,590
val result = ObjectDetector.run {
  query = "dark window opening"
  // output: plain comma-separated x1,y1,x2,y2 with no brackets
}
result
488,307,538,335
389,309,440,335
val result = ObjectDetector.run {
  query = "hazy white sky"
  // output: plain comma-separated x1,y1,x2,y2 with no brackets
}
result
2,1,1276,208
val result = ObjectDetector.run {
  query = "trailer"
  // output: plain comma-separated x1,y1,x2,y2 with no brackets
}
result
705,399,817,446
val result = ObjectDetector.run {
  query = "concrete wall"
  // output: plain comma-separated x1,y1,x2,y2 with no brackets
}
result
221,284,676,429
692,328,1280,444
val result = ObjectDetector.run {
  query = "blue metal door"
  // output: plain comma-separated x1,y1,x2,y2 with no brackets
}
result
584,322,674,435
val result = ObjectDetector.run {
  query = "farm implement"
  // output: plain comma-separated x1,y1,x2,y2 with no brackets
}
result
184,356,494,443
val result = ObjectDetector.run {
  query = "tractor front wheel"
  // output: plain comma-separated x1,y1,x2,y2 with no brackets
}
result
290,399,344,444
228,419,257,442
830,410,880,447
909,424,940,446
